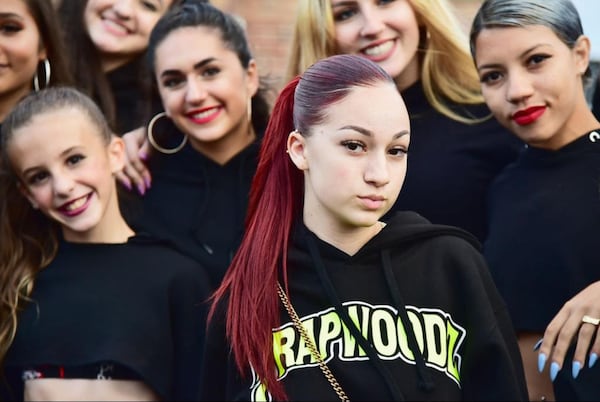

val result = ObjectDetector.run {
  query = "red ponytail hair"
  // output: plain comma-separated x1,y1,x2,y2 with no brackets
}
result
210,76,303,400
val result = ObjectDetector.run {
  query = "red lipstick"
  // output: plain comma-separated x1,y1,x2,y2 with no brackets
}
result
512,106,546,126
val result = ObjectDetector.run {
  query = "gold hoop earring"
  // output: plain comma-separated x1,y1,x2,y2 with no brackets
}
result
247,97,252,122
33,59,51,92
147,112,187,154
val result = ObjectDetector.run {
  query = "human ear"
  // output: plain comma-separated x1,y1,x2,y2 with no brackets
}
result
38,40,47,61
573,35,591,76
287,130,308,171
245,59,260,98
107,135,126,174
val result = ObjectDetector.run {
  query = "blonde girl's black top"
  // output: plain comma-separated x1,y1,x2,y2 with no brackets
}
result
385,81,525,242
0,234,211,401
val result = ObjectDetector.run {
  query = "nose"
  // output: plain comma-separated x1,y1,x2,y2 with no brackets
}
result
360,7,385,37
52,172,75,197
505,70,534,103
364,153,390,187
113,0,134,19
185,77,208,104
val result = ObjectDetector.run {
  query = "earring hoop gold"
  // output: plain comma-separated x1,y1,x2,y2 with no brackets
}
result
33,59,51,92
147,112,187,154
247,97,252,122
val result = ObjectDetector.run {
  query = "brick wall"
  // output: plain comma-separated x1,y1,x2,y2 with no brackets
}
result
211,0,483,91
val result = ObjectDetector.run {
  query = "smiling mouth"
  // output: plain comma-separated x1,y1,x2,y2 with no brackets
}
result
101,17,130,35
363,40,394,57
59,194,91,216
186,107,221,124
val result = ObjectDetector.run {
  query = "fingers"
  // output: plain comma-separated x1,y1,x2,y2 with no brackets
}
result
139,136,152,162
115,170,133,191
538,308,569,371
538,282,600,381
589,328,600,368
122,159,149,195
137,138,153,188
121,127,152,194
572,322,597,377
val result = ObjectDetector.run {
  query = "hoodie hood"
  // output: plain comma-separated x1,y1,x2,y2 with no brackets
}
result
362,211,482,256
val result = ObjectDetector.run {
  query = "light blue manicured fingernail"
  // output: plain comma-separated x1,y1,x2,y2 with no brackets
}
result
538,353,547,372
533,338,543,351
550,362,560,382
572,361,581,379
589,353,598,368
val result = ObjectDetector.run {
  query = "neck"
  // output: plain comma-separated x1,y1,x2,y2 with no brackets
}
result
542,97,600,150
303,216,385,256
394,56,420,92
189,121,256,165
101,52,137,73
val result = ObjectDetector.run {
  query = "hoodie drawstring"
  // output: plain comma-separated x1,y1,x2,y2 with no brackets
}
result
306,235,406,401
381,249,435,393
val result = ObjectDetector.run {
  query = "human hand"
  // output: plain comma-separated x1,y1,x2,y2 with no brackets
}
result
115,126,153,195
537,281,600,381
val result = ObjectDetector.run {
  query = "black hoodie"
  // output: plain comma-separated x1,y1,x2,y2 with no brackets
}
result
200,211,528,401
123,133,260,289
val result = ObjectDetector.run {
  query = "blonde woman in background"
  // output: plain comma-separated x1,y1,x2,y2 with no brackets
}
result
286,0,524,243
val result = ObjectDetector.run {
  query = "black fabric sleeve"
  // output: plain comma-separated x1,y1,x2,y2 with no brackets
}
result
199,297,232,401
169,263,212,400
457,243,528,401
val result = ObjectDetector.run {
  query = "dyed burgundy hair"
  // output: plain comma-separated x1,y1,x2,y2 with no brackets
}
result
209,54,393,400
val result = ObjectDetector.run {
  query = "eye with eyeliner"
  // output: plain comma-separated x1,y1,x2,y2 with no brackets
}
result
341,140,366,153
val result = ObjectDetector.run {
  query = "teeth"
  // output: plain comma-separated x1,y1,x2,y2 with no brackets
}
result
364,41,393,56
191,109,218,120
65,196,87,211
103,19,127,34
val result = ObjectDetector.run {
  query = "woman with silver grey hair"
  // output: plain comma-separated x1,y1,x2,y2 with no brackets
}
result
470,0,600,400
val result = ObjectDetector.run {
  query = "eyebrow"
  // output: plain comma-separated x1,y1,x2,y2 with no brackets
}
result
477,43,551,70
0,13,23,19
331,1,355,7
159,57,217,78
22,146,80,176
339,125,409,139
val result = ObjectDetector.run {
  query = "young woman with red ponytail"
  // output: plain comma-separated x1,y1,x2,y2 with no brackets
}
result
201,54,527,401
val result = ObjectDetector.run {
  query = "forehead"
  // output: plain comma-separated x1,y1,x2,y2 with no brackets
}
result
0,0,34,19
154,26,238,69
320,83,409,128
474,25,565,63
8,108,102,165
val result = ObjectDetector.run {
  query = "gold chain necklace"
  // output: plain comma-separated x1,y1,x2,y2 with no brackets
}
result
276,282,350,402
